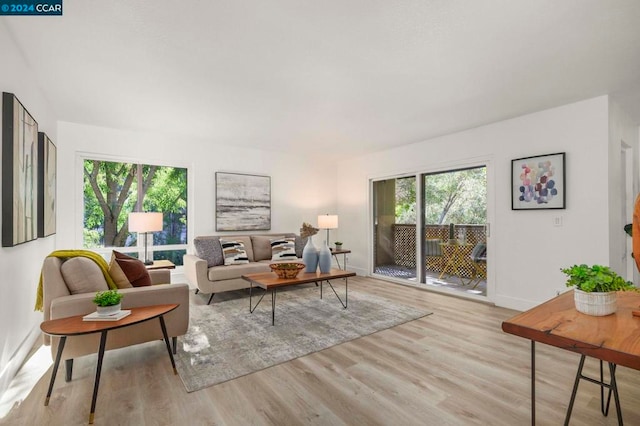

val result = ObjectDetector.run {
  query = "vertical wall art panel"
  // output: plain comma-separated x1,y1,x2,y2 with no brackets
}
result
2,92,39,247
37,132,56,237
215,172,271,231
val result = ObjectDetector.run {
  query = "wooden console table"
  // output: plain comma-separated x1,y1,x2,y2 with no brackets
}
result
502,291,640,425
40,304,179,424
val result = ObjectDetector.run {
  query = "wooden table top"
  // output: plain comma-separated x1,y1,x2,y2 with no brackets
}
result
145,260,176,270
40,304,179,336
330,249,351,254
242,269,356,289
502,291,640,370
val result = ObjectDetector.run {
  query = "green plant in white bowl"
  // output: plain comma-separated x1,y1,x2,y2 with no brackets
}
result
561,264,636,316
93,289,123,315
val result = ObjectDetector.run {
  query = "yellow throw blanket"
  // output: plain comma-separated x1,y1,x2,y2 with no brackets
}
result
35,249,117,312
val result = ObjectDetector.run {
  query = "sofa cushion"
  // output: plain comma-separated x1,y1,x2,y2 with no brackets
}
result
60,257,110,295
207,262,272,281
271,237,298,261
108,252,133,289
113,251,152,287
252,235,283,261
194,236,224,267
220,240,250,265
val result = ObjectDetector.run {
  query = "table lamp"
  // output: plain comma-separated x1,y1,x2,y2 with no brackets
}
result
129,212,163,265
317,214,338,247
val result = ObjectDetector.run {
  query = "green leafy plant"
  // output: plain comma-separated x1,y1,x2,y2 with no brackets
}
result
334,241,343,245
561,264,636,293
92,289,123,307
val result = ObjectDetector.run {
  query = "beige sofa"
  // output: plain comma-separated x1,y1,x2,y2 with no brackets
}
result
41,257,189,381
183,233,304,304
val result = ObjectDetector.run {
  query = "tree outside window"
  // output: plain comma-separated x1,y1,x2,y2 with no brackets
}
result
83,160,188,265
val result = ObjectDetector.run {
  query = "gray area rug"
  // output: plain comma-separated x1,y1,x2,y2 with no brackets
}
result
175,284,431,392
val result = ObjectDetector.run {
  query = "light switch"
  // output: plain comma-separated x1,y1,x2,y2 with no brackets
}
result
553,216,563,227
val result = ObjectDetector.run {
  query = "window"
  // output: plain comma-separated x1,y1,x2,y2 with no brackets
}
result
83,159,188,265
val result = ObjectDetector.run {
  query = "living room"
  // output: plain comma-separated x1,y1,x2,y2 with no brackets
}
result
2,2,640,424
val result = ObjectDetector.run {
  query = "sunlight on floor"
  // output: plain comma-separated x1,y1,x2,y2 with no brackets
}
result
0,346,51,418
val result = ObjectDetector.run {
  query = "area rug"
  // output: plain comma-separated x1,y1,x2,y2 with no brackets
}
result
175,285,431,392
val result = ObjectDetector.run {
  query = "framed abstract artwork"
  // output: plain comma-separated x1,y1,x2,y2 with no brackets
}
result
38,132,56,238
2,92,39,246
512,152,565,210
215,172,271,231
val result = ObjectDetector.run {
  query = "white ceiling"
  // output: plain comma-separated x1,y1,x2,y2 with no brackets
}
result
4,1,640,158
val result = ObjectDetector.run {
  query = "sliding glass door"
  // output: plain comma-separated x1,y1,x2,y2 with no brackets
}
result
372,177,417,281
372,165,488,297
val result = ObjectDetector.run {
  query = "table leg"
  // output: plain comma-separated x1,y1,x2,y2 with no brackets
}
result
325,278,348,309
608,362,623,425
531,340,535,426
45,336,66,406
159,315,177,375
564,354,586,425
249,282,266,314
271,288,276,326
334,254,343,270
89,331,108,424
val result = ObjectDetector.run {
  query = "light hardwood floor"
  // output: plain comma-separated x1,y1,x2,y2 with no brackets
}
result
2,276,640,425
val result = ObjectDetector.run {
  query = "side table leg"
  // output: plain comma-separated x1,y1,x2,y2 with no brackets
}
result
608,362,623,425
45,336,66,406
564,354,587,426
89,331,109,424
159,315,178,374
271,289,276,326
531,340,535,426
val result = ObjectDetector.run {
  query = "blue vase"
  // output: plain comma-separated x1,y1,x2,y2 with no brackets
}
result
318,240,332,273
302,237,318,272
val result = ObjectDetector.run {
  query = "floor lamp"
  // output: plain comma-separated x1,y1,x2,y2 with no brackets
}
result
129,212,163,265
317,214,338,247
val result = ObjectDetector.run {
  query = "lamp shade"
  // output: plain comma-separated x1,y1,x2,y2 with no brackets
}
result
318,214,338,229
129,212,163,233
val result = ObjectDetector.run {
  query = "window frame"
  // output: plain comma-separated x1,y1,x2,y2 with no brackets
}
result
76,152,193,266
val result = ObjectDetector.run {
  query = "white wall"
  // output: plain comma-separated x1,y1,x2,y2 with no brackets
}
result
0,21,58,397
336,96,613,311
55,121,336,259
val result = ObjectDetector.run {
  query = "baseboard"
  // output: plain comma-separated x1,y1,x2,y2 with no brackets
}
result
493,294,538,312
0,325,41,400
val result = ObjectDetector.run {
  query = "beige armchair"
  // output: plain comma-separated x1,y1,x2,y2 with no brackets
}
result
41,257,189,381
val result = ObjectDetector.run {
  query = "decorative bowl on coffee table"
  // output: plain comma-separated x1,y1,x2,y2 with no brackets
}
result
269,263,305,279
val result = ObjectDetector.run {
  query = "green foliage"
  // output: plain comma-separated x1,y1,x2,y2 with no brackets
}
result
391,168,487,225
424,167,486,225
83,160,188,258
561,264,636,293
92,290,123,307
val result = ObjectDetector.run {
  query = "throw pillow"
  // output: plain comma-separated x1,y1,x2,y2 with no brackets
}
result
60,257,110,295
252,235,284,261
271,237,297,261
109,251,133,289
113,250,152,287
220,240,250,265
193,237,224,267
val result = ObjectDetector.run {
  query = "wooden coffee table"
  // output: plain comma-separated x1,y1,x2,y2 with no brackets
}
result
40,304,179,424
242,269,356,325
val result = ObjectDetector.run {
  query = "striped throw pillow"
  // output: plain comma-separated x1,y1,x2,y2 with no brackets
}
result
220,240,250,265
270,237,298,261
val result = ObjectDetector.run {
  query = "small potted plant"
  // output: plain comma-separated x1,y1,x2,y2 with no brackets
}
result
334,241,343,251
93,289,124,316
561,264,636,316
